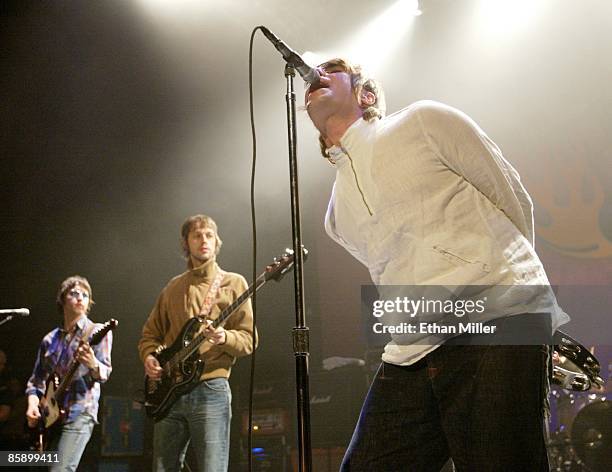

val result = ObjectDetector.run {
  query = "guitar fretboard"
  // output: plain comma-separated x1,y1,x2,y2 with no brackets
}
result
170,273,266,366
54,321,115,401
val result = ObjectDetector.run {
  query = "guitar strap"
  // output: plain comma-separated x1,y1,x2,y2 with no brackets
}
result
55,320,97,375
196,269,226,320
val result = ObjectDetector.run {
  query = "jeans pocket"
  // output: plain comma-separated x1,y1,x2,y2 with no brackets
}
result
203,377,229,392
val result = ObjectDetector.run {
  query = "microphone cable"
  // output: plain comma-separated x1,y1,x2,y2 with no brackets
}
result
246,26,263,472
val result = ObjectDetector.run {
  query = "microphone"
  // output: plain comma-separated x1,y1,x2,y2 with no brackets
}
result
260,26,320,85
0,308,30,316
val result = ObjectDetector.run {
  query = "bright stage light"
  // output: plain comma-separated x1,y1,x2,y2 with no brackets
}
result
301,51,326,69
343,0,421,71
475,0,546,37
135,0,200,14
134,0,217,22
306,0,421,74
397,0,422,17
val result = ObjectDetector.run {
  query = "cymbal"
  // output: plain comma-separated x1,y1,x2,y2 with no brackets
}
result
571,401,612,471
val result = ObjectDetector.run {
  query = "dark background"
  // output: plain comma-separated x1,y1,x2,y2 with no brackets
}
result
2,0,612,466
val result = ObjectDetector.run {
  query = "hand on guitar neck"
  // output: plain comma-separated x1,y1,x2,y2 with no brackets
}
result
202,319,226,346
75,341,101,379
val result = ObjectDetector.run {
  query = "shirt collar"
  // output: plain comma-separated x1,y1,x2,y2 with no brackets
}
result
325,118,377,166
325,145,346,165
188,258,219,282
60,314,88,334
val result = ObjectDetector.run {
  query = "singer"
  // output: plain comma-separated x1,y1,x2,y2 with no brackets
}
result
304,58,568,470
25,276,113,472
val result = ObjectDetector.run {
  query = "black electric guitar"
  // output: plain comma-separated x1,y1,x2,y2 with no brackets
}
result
144,248,307,421
32,319,118,451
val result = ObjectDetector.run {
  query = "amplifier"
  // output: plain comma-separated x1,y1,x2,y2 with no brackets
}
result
236,380,292,410
241,408,290,436
101,396,145,456
236,367,368,448
309,367,368,448
232,435,289,472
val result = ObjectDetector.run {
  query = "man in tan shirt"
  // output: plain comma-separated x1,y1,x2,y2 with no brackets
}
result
139,214,256,472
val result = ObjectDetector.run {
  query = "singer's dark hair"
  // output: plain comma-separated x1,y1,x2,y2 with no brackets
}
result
315,58,386,158
56,275,94,315
180,214,223,261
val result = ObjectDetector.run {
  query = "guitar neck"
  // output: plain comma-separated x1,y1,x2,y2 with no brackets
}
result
212,273,266,328
51,320,116,402
179,273,266,361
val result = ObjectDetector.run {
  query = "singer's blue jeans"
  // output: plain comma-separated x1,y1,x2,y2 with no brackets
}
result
340,343,551,471
153,378,231,472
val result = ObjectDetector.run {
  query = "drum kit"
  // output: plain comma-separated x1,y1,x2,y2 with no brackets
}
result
548,332,611,472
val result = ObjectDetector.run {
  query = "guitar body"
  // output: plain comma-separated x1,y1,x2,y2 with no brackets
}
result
30,372,76,452
41,373,63,428
31,374,69,451
144,317,206,421
30,409,62,452
143,248,306,421
29,319,118,451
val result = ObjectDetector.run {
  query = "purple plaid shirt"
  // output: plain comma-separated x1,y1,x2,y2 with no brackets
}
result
26,315,113,424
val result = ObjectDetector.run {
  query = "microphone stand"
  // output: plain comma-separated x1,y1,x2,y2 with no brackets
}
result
283,63,312,472
0,314,16,328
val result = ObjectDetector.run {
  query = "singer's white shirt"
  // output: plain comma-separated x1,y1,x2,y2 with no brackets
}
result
324,100,569,366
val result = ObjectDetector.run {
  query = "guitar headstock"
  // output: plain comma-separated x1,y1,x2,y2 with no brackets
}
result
264,246,309,282
90,319,118,346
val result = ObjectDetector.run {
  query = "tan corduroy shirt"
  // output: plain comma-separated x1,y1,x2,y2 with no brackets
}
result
138,258,257,380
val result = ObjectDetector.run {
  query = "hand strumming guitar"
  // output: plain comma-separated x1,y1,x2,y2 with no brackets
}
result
145,355,162,380
203,320,226,345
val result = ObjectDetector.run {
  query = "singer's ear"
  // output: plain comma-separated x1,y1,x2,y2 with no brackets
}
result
359,91,376,108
